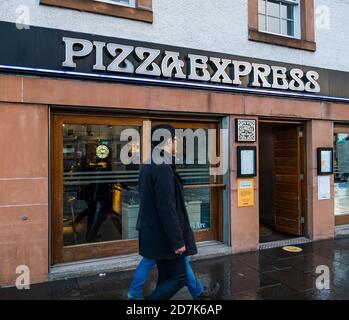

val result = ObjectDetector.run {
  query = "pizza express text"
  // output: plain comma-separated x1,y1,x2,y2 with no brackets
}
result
62,37,321,93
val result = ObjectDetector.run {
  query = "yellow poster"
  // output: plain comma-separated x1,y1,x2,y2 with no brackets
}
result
238,178,254,207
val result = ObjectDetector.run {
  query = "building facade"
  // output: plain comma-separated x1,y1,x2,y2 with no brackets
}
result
0,0,349,287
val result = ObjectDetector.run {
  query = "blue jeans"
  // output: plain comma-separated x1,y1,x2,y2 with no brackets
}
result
128,256,204,299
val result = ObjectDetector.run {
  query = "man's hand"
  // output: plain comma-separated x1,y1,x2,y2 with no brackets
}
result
175,246,186,255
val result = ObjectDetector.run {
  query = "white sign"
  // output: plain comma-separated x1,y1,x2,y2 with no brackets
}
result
239,180,253,189
321,150,332,173
318,175,331,200
241,150,255,176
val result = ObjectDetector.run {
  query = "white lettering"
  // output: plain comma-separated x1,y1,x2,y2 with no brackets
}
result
305,70,321,93
106,44,134,73
161,51,186,79
209,128,229,178
252,63,272,88
135,47,161,76
315,5,330,30
188,54,211,81
289,68,305,91
15,5,30,30
210,58,232,84
93,41,106,71
176,129,207,165
271,66,289,90
126,305,161,318
232,61,252,85
15,265,30,290
316,265,330,290
120,129,141,165
152,128,173,165
62,37,93,68
61,37,321,94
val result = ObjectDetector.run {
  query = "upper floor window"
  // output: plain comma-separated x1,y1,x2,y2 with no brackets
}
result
248,0,316,51
95,0,136,7
258,0,300,38
40,0,152,23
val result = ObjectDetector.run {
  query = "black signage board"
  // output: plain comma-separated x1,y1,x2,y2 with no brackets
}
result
0,21,348,102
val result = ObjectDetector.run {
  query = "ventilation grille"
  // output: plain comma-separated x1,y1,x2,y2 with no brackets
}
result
259,237,312,250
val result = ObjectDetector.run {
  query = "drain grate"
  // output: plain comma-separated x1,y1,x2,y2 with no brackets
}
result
259,237,312,250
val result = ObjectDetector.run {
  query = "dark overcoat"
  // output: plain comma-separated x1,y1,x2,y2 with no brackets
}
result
136,157,197,260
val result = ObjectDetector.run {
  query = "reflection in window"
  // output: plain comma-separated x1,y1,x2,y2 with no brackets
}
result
62,124,215,246
184,188,211,230
334,132,349,216
175,127,212,231
62,124,141,246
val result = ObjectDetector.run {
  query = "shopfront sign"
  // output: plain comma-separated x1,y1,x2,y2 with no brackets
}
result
62,37,321,93
2,21,349,101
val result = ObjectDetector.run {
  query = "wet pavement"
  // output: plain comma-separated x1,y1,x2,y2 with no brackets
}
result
1,238,349,300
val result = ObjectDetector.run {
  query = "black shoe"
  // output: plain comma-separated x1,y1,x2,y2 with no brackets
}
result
195,282,220,300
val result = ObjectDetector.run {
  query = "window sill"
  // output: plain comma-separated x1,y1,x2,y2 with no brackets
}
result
249,29,316,52
40,0,153,23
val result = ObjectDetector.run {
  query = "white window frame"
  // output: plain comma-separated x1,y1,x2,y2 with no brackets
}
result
94,0,136,8
258,0,301,39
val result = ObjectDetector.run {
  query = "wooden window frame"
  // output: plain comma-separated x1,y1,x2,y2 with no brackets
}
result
40,0,153,23
334,124,349,226
248,0,316,51
148,120,223,243
51,114,223,264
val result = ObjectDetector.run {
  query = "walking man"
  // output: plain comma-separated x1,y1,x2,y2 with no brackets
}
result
136,124,198,300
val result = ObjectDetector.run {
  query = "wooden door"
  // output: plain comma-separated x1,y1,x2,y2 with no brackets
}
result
273,125,303,235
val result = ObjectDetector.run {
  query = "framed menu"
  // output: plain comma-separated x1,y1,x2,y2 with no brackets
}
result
237,146,257,178
317,148,333,175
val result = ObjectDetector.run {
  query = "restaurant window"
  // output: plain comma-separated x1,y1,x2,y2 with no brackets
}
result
151,121,222,241
334,126,349,226
248,0,316,51
52,115,223,264
40,0,153,23
62,123,141,245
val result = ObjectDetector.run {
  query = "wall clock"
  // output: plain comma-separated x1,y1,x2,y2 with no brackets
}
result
96,145,110,159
